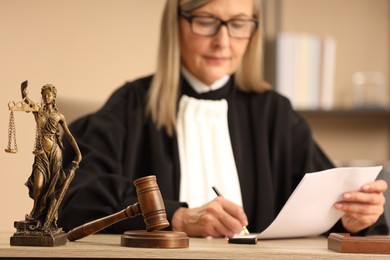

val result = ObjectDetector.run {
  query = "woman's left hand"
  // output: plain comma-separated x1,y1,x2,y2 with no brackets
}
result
335,179,387,233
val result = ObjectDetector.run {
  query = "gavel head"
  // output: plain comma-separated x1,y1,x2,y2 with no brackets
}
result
133,175,170,231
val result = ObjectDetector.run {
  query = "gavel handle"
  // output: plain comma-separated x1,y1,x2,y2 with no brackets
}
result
67,202,141,241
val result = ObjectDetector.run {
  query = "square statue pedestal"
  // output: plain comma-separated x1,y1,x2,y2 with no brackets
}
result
10,220,67,247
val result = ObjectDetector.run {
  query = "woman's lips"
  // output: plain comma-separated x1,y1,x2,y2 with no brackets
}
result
204,56,229,65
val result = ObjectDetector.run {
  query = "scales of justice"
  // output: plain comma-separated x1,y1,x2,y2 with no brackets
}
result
5,81,188,248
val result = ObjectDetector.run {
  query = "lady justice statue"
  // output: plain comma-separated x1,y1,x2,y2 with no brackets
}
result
5,81,82,246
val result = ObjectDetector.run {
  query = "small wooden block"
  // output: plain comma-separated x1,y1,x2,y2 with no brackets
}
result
328,233,390,254
121,230,189,248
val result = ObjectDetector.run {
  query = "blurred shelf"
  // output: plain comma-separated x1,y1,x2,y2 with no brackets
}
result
297,108,390,119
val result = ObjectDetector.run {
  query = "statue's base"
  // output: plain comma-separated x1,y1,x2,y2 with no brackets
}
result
121,230,189,248
10,220,67,247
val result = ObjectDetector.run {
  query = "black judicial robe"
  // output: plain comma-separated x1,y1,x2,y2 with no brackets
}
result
58,75,388,235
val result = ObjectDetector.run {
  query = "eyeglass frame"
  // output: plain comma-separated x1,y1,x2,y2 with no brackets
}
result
179,12,259,39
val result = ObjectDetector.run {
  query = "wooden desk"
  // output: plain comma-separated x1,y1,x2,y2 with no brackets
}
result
0,232,388,259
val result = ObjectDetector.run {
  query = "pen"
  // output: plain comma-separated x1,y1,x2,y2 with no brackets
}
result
211,186,250,235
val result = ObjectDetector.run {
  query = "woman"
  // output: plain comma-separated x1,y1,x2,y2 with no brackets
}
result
58,0,388,237
25,84,82,230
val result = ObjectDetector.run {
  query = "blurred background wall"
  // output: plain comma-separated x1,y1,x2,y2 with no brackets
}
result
0,0,165,232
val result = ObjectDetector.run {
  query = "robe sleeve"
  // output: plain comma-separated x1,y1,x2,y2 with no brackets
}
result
58,83,184,233
58,86,139,232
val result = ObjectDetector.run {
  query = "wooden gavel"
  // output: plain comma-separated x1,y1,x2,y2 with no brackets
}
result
67,175,170,241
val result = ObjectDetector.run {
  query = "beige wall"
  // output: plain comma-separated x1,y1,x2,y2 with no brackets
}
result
0,0,165,232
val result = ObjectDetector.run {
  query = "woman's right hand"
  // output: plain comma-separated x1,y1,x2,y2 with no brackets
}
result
171,196,248,238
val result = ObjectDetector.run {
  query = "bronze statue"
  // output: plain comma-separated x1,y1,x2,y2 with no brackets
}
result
5,81,82,246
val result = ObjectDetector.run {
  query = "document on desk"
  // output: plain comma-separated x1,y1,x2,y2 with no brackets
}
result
257,166,383,239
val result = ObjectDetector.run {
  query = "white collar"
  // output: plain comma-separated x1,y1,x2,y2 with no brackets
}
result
181,66,230,94
177,95,243,208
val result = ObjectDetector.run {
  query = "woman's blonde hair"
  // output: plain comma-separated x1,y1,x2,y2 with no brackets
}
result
147,0,270,135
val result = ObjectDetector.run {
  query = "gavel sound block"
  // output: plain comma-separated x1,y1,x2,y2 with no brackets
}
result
67,175,189,248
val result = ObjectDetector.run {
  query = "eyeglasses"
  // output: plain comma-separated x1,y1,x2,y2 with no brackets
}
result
180,12,258,39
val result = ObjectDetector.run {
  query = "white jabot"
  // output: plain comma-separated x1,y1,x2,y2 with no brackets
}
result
176,95,243,208
181,66,230,94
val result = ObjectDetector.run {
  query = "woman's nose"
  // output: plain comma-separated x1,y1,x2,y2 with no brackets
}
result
212,25,230,48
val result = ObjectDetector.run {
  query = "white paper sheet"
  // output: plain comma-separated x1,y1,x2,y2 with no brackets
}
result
255,166,383,239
